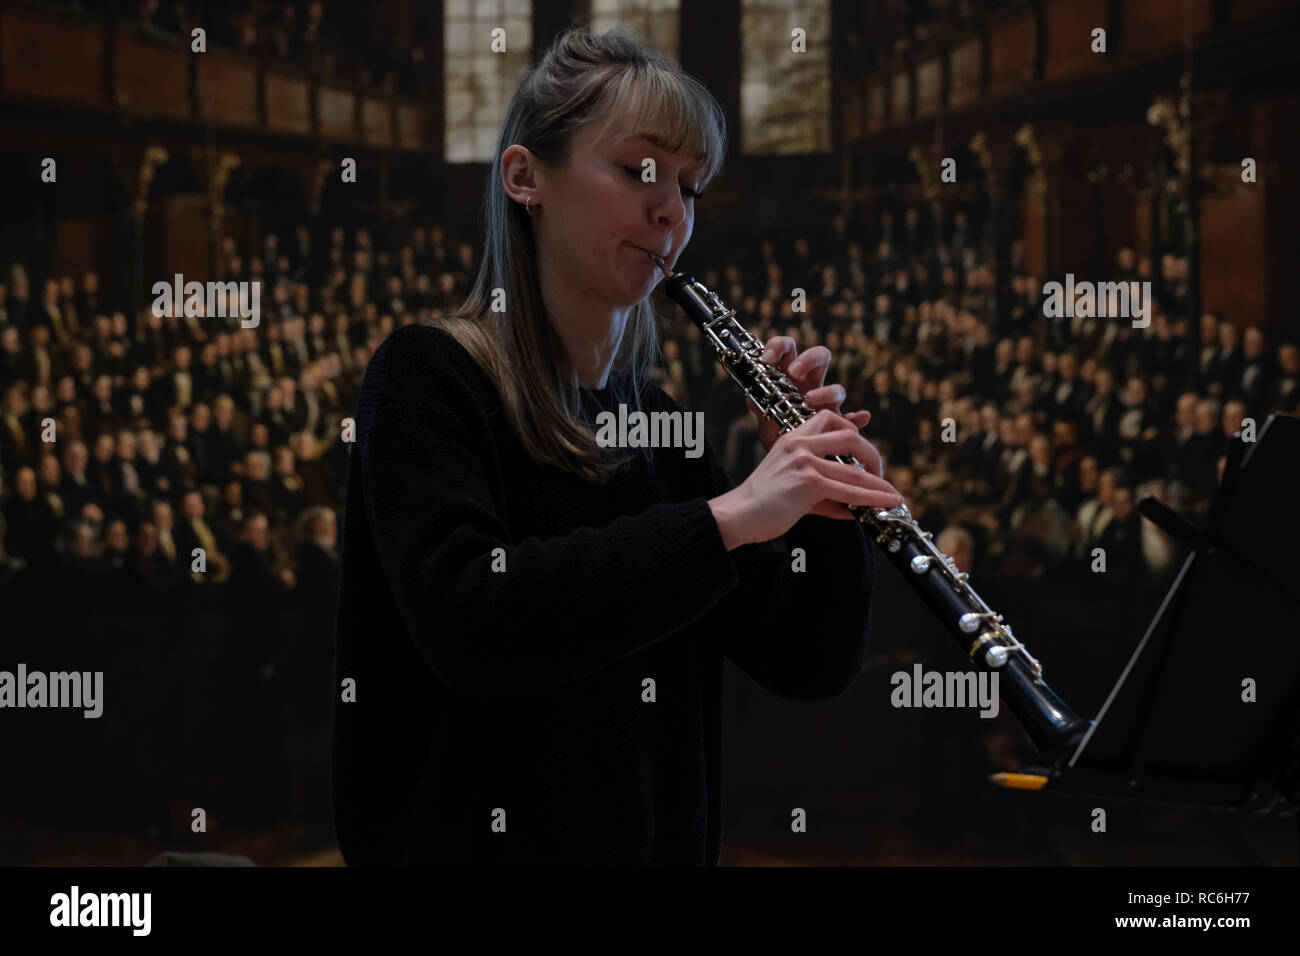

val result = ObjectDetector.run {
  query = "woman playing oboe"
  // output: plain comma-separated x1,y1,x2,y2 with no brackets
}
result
332,27,900,866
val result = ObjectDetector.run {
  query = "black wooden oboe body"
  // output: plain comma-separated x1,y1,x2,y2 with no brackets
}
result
656,261,1091,770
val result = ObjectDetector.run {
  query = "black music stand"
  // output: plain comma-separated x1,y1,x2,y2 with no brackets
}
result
1041,414,1300,847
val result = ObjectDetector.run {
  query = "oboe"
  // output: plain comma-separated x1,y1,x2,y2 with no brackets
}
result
651,254,1091,770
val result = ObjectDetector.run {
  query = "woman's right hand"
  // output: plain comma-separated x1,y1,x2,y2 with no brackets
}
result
708,409,903,550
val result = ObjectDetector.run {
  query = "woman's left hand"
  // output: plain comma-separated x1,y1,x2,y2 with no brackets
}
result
747,335,874,456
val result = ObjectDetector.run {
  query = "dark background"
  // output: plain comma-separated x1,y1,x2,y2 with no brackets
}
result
0,0,1296,865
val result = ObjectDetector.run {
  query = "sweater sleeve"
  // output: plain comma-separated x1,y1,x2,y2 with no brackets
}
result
694,420,876,701
359,395,742,698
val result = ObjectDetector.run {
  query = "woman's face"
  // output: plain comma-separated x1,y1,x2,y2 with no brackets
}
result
513,120,701,307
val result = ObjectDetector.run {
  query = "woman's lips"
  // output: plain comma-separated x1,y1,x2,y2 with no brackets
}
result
626,242,666,259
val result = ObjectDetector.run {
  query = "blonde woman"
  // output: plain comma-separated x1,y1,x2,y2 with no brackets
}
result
333,28,898,866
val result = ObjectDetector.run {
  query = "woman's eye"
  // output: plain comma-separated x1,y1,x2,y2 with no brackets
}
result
624,167,702,201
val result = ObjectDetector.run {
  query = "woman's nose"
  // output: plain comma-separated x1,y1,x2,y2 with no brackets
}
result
650,185,687,228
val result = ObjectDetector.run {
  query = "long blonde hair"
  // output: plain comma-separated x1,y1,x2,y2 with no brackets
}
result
430,27,726,483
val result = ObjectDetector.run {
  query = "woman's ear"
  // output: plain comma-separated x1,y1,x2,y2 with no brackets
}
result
501,145,540,207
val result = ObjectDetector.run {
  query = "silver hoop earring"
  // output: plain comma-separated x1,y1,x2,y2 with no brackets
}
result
526,193,535,215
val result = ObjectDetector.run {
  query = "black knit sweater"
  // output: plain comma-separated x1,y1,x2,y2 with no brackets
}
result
331,322,875,865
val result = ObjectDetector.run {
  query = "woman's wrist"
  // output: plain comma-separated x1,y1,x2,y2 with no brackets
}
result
707,491,750,551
